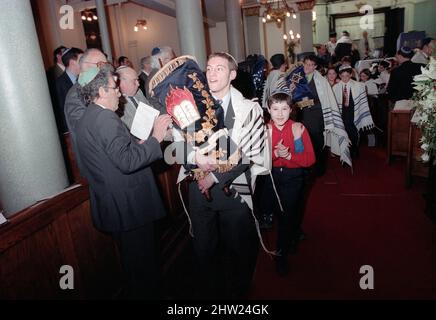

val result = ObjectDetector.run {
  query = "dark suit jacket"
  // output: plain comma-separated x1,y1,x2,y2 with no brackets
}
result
387,60,424,102
76,103,166,232
47,65,64,132
55,72,74,133
138,71,149,97
334,42,352,62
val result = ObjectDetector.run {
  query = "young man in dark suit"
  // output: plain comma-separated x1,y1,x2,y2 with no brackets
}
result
55,47,83,134
387,46,424,103
75,64,172,298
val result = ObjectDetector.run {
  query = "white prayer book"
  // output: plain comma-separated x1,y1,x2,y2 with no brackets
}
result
130,101,160,140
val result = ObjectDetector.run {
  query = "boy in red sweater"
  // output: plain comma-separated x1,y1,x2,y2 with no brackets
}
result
267,92,315,276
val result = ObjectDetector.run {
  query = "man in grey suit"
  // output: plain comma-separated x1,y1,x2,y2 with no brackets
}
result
75,64,172,299
117,66,164,131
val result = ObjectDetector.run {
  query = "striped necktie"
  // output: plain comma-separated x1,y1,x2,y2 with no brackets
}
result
129,97,139,109
343,84,349,107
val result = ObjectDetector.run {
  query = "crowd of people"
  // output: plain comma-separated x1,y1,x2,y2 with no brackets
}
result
44,31,433,299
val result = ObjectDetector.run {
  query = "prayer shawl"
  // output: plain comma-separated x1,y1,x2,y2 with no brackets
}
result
313,71,353,167
177,86,273,254
333,80,374,132
276,69,352,167
262,69,284,108
177,86,271,209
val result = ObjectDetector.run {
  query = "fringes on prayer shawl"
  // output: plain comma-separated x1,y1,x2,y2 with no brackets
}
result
178,182,276,256
178,183,194,237
250,208,277,257
269,171,284,213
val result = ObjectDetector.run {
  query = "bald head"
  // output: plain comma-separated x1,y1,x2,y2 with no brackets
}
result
79,49,107,72
117,67,139,96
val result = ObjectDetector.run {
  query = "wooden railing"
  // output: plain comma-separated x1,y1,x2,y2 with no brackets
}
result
0,185,122,299
0,134,189,299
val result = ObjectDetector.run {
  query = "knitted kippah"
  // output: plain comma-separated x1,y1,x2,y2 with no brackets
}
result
78,67,99,86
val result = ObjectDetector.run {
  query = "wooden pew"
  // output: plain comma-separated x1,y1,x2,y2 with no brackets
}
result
387,102,413,164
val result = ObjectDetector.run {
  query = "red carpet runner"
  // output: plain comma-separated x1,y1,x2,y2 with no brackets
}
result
248,146,436,300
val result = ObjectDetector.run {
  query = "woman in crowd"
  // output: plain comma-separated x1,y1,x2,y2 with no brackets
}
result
326,67,340,87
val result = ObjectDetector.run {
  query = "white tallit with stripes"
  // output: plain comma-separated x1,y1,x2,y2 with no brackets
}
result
333,80,375,132
276,69,352,167
313,71,353,167
176,86,271,209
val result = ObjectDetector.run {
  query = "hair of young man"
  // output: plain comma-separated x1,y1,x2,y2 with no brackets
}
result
303,55,318,65
420,37,433,50
62,47,84,68
267,92,293,109
208,52,238,71
270,54,285,70
80,64,115,106
118,56,128,65
53,46,66,64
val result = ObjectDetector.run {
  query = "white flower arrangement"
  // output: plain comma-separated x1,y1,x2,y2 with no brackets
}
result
412,57,436,164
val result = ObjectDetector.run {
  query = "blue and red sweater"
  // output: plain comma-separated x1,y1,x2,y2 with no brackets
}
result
271,119,316,169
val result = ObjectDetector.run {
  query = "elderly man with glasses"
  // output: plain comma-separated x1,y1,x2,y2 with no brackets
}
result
75,63,172,299
116,66,164,131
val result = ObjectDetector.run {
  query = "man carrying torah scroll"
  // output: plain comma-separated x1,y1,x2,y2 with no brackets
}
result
149,53,271,299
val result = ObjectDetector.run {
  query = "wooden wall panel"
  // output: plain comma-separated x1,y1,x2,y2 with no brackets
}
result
0,186,121,299
0,142,191,299
66,201,122,298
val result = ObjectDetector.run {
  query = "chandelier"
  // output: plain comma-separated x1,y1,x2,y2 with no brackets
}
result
260,0,296,28
134,20,148,32
81,10,98,22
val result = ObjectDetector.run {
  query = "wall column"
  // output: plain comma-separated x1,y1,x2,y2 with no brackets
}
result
0,0,69,216
299,10,314,53
314,0,329,45
175,0,207,69
243,6,262,57
402,2,415,33
95,0,113,62
225,0,246,62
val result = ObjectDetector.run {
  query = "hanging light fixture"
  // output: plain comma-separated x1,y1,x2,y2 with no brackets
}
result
134,20,148,32
260,0,296,28
81,10,98,22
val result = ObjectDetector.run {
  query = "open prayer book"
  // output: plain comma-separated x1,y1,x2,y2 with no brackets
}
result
130,101,160,140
